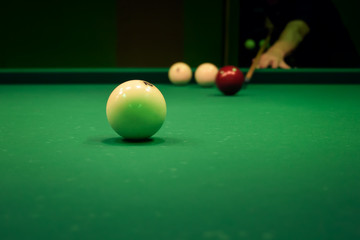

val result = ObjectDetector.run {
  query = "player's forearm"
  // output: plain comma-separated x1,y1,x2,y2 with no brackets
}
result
269,20,310,57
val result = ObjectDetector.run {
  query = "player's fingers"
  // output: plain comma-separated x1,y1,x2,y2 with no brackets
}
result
279,61,291,69
271,59,279,69
259,56,271,69
253,58,262,69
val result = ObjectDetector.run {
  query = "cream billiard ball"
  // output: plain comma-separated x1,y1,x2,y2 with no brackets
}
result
194,63,219,87
106,80,166,140
168,62,192,85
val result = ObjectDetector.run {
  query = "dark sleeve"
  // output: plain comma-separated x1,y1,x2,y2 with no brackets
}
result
265,0,314,29
291,0,313,27
282,0,360,68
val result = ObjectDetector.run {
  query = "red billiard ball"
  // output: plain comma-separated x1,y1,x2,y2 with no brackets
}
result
215,66,244,95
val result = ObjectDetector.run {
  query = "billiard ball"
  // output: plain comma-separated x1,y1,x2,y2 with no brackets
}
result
194,63,219,87
106,80,166,140
259,39,269,48
244,39,256,50
215,66,244,95
168,62,192,85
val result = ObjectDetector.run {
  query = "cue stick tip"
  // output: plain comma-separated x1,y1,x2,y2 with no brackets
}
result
243,68,255,90
242,77,251,90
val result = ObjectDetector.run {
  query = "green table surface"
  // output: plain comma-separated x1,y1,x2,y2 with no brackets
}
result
1,83,360,240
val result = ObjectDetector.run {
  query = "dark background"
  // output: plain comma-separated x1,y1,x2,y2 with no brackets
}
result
0,0,359,68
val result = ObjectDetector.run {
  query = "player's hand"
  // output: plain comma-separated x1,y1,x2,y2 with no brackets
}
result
256,48,291,69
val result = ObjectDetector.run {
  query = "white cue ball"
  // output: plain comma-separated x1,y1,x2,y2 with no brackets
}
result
168,62,192,85
106,80,166,140
194,63,219,87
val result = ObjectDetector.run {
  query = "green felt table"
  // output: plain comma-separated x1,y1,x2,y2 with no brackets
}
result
1,69,360,240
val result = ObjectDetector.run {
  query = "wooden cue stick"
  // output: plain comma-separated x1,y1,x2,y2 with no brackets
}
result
244,30,272,83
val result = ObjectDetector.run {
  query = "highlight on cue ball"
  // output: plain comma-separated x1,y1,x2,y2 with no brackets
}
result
194,62,219,87
168,62,192,85
106,80,166,140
